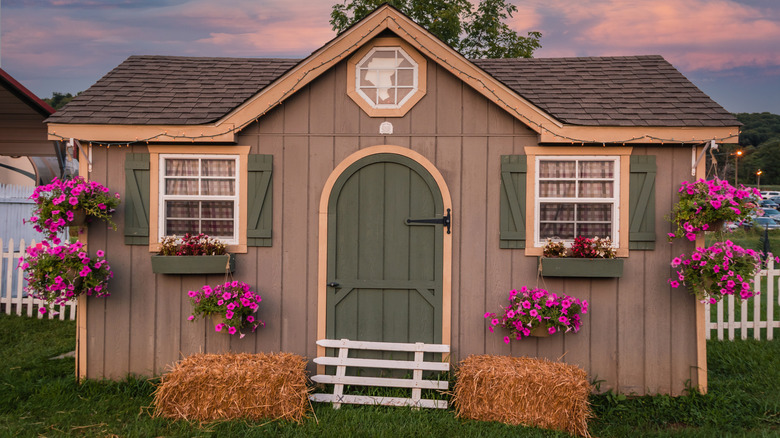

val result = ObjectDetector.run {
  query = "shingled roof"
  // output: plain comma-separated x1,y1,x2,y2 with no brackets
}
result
48,54,737,127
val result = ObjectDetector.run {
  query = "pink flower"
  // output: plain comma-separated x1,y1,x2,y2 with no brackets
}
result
187,315,195,321
503,336,510,344
215,323,224,332
228,326,237,335
491,318,499,326
96,250,105,257
68,196,79,206
246,315,255,323
548,326,556,334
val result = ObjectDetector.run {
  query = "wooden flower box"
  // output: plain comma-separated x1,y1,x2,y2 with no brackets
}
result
539,257,623,278
151,254,235,274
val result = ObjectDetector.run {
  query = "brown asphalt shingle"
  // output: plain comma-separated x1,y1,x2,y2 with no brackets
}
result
48,54,738,127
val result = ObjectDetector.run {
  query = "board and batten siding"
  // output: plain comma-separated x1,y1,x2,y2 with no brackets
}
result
83,56,698,395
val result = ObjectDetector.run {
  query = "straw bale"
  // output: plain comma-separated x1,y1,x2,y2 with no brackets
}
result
153,352,310,423
453,355,592,437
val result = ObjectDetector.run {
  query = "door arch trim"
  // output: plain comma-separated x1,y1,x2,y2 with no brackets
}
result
317,145,452,356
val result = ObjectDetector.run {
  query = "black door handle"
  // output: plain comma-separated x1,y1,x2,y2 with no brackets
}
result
327,282,340,288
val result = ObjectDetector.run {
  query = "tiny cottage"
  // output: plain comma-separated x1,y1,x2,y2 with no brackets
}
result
46,5,739,395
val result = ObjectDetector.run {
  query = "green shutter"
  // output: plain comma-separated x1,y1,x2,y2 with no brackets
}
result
247,154,273,247
499,155,527,249
629,155,656,250
124,153,150,245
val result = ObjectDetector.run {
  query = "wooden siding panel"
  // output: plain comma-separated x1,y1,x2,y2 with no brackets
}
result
308,136,334,359
85,147,107,378
668,147,698,395
154,273,181,374
281,134,309,354
644,146,676,395
100,145,132,379
619,148,649,394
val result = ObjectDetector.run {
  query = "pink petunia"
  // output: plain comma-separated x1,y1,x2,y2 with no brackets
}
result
503,336,510,344
96,250,105,257
228,326,237,335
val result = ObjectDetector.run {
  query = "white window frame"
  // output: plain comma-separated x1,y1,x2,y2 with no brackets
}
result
158,154,240,245
355,46,418,110
534,155,620,248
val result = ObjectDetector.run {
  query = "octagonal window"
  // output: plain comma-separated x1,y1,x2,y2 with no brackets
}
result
355,47,418,109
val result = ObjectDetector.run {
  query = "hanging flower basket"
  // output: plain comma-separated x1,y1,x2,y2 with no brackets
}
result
19,241,112,315
485,286,588,342
187,280,264,337
669,240,773,303
668,178,760,241
25,176,120,243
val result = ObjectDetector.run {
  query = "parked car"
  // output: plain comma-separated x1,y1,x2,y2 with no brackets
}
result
747,216,780,230
760,191,780,198
760,200,779,208
762,208,780,220
770,196,780,205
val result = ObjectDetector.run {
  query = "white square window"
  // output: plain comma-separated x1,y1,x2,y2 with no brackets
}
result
355,47,418,109
158,154,240,244
535,156,620,246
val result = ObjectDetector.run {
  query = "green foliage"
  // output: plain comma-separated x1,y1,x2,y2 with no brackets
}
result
330,0,542,59
43,92,77,110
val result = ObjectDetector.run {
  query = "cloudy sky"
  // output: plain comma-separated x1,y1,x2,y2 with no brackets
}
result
1,0,778,114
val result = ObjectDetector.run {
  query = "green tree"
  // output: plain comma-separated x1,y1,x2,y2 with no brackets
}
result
44,92,76,110
330,0,542,58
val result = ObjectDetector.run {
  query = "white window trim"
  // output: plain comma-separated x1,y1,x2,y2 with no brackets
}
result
158,153,240,245
355,46,419,110
534,155,620,248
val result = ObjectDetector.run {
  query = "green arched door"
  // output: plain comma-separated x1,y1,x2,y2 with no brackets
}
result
326,153,444,344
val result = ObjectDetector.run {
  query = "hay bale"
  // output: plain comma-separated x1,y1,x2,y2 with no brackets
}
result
453,355,592,437
153,352,310,423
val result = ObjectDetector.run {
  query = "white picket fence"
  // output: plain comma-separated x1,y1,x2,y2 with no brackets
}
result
705,258,780,341
0,238,77,320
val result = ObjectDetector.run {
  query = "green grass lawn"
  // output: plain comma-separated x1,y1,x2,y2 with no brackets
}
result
0,313,778,437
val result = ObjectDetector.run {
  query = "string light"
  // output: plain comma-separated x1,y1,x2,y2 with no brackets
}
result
46,15,740,148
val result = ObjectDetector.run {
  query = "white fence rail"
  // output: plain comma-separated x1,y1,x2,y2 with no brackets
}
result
0,238,76,320
705,258,780,341
310,339,450,409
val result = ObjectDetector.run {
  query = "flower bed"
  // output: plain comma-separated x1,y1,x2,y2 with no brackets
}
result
153,233,233,274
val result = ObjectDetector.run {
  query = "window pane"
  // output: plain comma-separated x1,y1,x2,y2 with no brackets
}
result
396,87,412,102
165,159,198,176
540,223,574,240
579,182,614,197
396,69,414,87
579,161,613,178
202,160,235,177
166,179,198,195
539,161,575,178
166,201,199,219
166,219,198,235
577,223,611,238
540,203,574,221
201,201,234,219
540,182,575,197
201,220,234,236
577,203,612,221
201,180,235,196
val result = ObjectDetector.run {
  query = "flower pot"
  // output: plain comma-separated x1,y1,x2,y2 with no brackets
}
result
530,326,550,338
151,254,235,274
211,314,225,327
539,257,623,278
67,208,87,227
